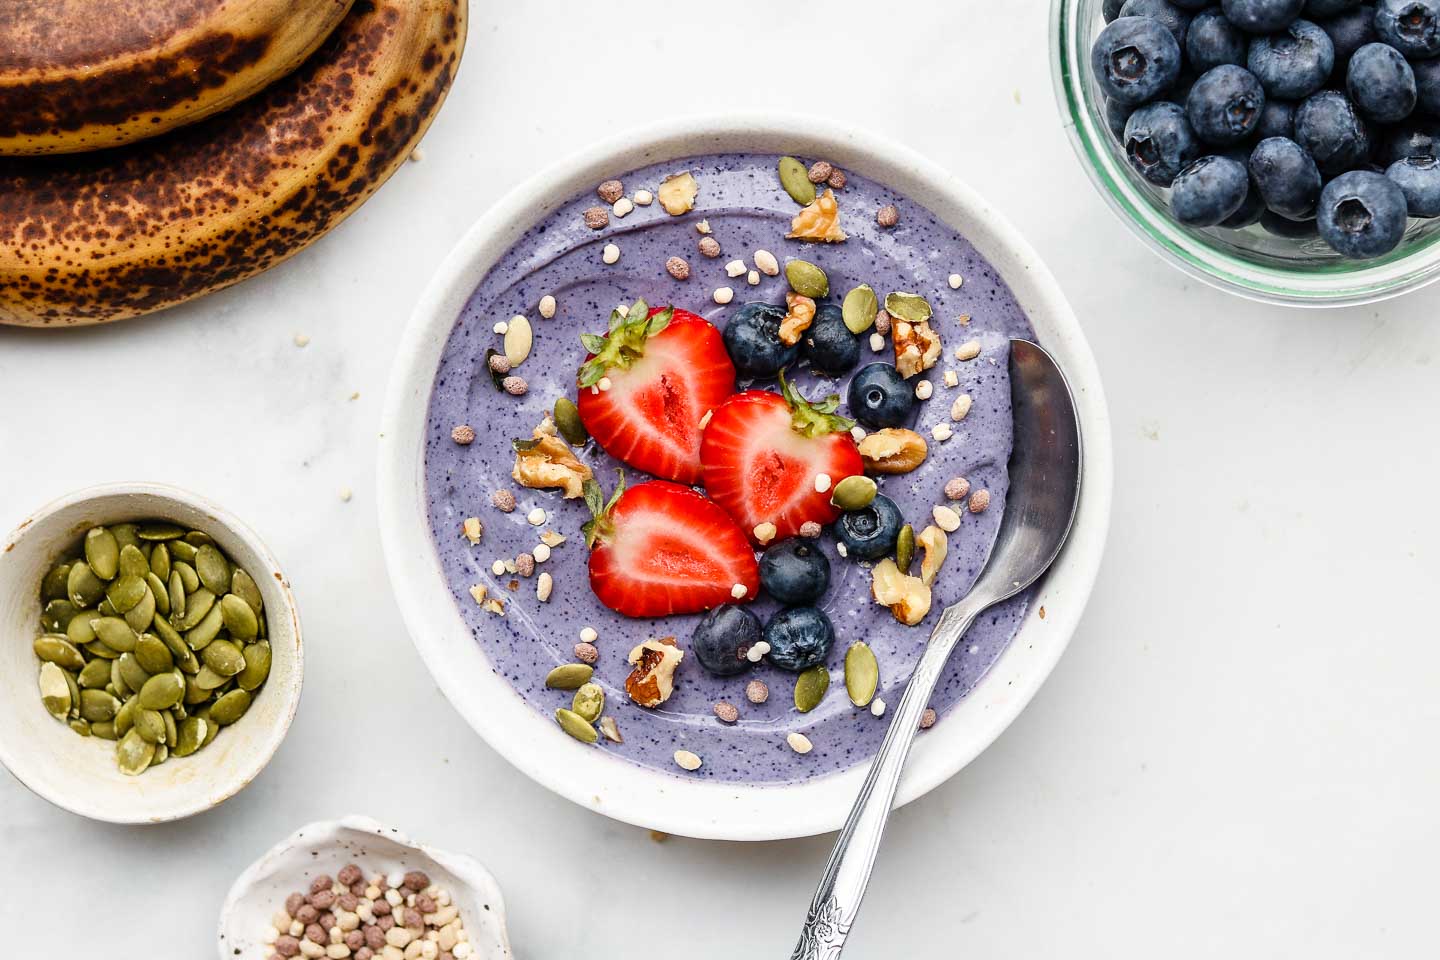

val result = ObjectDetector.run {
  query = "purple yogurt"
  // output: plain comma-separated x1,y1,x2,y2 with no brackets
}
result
424,152,1036,784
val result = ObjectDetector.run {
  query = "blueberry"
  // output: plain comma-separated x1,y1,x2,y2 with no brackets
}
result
1375,0,1440,58
1187,7,1250,70
1105,0,1128,19
1221,0,1306,31
1294,90,1372,175
1256,98,1298,138
1221,182,1268,225
845,363,916,429
1380,117,1440,163
1170,154,1252,224
759,539,831,606
691,605,761,677
1092,16,1185,106
722,302,798,380
1106,98,1134,141
1317,169,1409,257
1172,0,1215,8
1249,136,1324,216
1347,43,1417,126
1386,155,1440,214
763,607,835,672
1316,3,1377,67
1304,0,1361,14
1187,65,1267,143
1124,101,1202,184
1261,208,1322,234
1247,20,1335,99
799,304,860,376
833,494,904,561
1119,0,1195,46
1412,56,1440,112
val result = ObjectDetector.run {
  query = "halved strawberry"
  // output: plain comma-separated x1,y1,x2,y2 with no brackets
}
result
575,300,735,485
583,473,760,618
700,372,864,544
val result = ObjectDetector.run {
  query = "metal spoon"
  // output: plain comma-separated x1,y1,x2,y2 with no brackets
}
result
792,338,1083,959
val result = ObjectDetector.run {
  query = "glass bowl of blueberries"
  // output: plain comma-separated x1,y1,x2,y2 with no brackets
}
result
1052,0,1440,305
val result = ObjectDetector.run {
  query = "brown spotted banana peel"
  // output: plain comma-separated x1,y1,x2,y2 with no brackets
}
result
0,0,467,327
0,0,357,156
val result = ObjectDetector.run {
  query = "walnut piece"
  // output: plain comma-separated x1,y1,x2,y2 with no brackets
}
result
857,428,928,474
778,291,817,346
658,172,698,216
871,559,932,625
893,319,942,378
916,525,948,586
512,434,593,499
787,188,848,243
626,637,685,708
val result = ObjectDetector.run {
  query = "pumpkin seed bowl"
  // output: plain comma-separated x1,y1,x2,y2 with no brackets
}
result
0,482,302,823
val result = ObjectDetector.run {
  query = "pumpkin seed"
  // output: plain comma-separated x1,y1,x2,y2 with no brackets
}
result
553,397,588,446
184,602,224,651
545,663,594,690
116,729,155,775
169,539,197,564
67,562,105,608
202,639,245,677
778,156,817,206
69,718,92,737
41,598,77,633
830,475,878,511
122,584,156,633
555,708,598,744
785,259,829,299
844,642,879,707
151,742,169,766
117,653,150,694
42,563,72,602
133,635,173,674
34,634,85,671
134,708,166,743
115,696,136,736
78,689,120,723
39,663,71,718
571,682,605,723
110,523,141,551
194,665,229,691
78,658,112,689
220,594,258,641
895,524,915,574
842,284,880,334
173,560,199,594
91,721,117,741
111,657,129,698
136,523,183,541
599,715,623,743
209,689,251,726
118,544,149,578
168,571,186,620
230,568,264,615
66,610,98,645
84,641,119,660
185,530,214,547
147,572,170,616
92,617,137,653
97,598,117,616
138,672,184,710
163,709,178,748
105,574,146,614
174,717,207,756
184,674,212,704
84,528,120,580
148,542,171,581
884,291,932,324
195,544,230,594
175,587,215,631
237,642,271,691
63,670,81,716
201,710,221,747
794,664,830,714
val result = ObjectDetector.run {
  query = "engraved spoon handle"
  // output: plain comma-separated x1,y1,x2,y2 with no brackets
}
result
791,602,978,960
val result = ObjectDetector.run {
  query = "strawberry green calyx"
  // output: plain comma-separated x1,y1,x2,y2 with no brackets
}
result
581,470,627,547
577,299,675,388
779,369,855,439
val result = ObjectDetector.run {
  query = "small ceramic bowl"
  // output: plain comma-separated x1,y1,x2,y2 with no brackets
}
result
218,816,512,960
0,482,302,823
378,115,1114,840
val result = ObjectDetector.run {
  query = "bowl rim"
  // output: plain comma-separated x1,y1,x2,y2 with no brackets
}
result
0,481,303,824
1049,0,1440,308
376,112,1114,841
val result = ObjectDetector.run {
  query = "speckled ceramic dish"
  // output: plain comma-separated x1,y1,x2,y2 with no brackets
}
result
378,115,1113,840
0,482,302,824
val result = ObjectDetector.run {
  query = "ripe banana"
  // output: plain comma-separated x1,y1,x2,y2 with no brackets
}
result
0,0,466,326
0,0,356,156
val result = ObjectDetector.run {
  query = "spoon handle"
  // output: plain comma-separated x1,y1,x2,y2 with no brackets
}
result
791,603,979,959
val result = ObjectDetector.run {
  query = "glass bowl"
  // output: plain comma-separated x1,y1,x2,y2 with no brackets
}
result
1050,0,1440,307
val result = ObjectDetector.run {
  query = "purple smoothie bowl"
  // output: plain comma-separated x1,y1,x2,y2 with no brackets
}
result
378,116,1113,840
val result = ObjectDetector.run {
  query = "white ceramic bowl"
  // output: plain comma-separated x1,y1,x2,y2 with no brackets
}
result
378,115,1113,841
0,482,302,823
218,815,512,960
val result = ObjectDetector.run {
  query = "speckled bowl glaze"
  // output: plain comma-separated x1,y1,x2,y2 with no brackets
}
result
378,115,1114,841
0,483,302,823
217,816,512,960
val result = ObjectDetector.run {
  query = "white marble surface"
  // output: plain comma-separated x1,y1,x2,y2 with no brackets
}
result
2,2,1438,956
